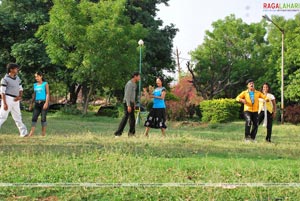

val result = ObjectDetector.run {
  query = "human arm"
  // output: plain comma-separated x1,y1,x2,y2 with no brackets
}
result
29,92,36,111
43,83,50,110
236,91,246,104
151,89,166,100
272,99,276,119
0,79,8,110
1,93,8,111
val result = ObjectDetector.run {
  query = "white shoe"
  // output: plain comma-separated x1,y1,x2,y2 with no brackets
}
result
244,139,251,143
20,134,28,137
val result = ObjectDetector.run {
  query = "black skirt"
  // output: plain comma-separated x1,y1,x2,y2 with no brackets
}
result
144,108,167,129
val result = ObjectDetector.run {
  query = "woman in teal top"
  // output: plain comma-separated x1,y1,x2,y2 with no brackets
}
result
29,72,50,136
144,77,167,137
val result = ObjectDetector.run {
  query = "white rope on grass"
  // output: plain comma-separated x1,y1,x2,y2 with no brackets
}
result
0,183,300,188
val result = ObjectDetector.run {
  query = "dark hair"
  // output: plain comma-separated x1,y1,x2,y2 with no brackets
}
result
245,79,254,85
131,71,140,78
261,82,272,93
156,76,164,85
6,63,19,74
35,71,45,81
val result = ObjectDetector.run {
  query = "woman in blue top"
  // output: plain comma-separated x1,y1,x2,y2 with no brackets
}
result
144,77,167,137
29,72,50,136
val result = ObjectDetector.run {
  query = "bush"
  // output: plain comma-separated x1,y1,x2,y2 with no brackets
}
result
166,100,187,121
96,105,119,118
200,99,240,123
284,105,300,124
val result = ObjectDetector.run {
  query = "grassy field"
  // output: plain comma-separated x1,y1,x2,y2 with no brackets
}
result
0,111,299,200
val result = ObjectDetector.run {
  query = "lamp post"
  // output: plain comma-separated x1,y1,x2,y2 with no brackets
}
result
137,39,144,124
263,15,284,124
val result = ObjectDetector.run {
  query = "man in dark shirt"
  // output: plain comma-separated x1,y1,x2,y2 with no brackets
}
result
114,72,140,137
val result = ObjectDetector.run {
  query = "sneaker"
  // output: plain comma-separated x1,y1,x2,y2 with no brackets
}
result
20,134,28,137
115,135,121,139
244,139,251,143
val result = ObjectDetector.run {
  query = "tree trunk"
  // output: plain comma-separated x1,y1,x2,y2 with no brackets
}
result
69,83,81,104
82,83,94,115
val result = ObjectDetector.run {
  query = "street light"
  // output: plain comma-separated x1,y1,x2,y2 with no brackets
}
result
263,14,285,124
136,39,144,124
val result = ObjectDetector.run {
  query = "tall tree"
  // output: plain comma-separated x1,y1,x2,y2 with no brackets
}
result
262,14,300,104
37,0,147,114
189,15,268,100
125,0,178,87
0,0,62,98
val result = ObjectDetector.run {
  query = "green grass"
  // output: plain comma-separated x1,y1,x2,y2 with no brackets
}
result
0,111,300,200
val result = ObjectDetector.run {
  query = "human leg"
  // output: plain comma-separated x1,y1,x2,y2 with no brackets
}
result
128,103,135,136
41,104,48,136
10,100,27,136
114,103,129,136
161,128,166,137
29,103,42,136
244,111,252,139
266,111,273,142
250,112,259,140
144,127,150,137
0,99,10,128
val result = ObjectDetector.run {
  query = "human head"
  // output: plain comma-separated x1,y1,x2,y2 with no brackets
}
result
7,63,19,74
34,72,44,82
156,76,163,87
131,71,140,82
261,82,271,94
246,79,254,91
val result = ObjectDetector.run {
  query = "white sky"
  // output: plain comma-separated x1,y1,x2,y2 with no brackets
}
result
157,0,299,66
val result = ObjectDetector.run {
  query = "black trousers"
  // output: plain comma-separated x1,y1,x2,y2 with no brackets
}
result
244,111,258,140
258,111,273,141
114,103,135,136
32,101,48,127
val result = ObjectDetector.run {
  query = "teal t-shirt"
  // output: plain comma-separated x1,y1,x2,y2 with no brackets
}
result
153,87,166,108
34,82,47,101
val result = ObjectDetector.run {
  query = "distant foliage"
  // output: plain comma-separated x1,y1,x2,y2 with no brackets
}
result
200,99,240,123
168,76,202,120
284,105,300,125
142,76,202,121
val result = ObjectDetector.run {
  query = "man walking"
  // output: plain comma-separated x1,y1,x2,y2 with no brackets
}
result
0,63,28,137
236,79,268,142
114,72,140,137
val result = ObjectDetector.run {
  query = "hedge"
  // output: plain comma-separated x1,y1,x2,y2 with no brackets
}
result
200,98,240,123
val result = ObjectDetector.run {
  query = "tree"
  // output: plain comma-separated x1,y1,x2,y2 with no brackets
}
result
189,15,268,100
125,0,178,87
262,14,300,104
37,0,147,114
0,0,64,98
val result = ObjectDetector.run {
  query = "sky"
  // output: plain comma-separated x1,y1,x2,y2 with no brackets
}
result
157,0,299,70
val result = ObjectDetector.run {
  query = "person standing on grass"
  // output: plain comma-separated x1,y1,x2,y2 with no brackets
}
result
144,77,167,137
114,72,140,138
236,79,269,142
0,63,28,137
28,72,50,137
258,83,276,143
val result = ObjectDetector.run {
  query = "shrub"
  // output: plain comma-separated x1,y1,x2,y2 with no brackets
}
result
96,105,119,118
284,105,300,125
165,100,187,121
200,99,240,123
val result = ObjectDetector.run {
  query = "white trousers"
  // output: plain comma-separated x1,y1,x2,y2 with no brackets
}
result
0,96,28,136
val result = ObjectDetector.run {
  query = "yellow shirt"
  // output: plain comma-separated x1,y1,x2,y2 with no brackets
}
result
236,90,268,112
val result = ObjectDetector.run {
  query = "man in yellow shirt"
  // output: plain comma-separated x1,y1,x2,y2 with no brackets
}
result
236,79,269,141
